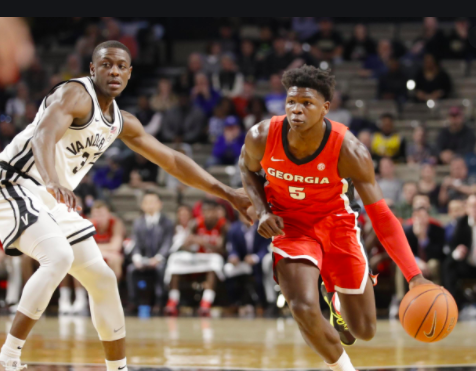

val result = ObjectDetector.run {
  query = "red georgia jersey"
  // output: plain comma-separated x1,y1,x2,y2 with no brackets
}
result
195,216,226,253
260,115,360,225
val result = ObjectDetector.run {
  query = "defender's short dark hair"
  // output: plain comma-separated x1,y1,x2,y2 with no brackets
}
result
92,41,131,62
281,65,335,102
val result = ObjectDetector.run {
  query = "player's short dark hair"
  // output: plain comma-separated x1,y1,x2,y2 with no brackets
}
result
92,41,132,62
281,65,335,102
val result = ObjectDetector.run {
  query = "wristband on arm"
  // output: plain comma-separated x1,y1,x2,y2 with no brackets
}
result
364,199,422,282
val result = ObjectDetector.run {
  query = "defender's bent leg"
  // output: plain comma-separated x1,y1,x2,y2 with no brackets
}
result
338,278,377,341
1,211,73,367
276,259,348,365
68,237,127,371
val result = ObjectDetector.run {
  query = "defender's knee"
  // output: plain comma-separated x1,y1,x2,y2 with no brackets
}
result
348,320,376,341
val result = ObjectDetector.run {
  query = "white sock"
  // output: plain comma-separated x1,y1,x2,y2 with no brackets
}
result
75,287,87,303
325,350,355,371
59,287,72,304
106,357,127,371
0,334,26,360
202,289,216,304
169,289,180,302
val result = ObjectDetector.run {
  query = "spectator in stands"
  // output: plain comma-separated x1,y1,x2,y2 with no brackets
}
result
218,24,236,54
292,17,319,42
191,72,221,117
436,106,475,164
22,56,48,102
404,207,445,284
265,74,287,115
309,17,343,62
443,194,476,309
377,157,402,205
127,191,174,314
103,18,138,59
76,24,103,72
90,201,125,280
377,57,407,103
150,78,178,113
357,130,372,151
360,39,392,78
343,23,376,62
418,163,440,209
15,101,38,130
412,193,438,217
178,52,203,92
203,41,222,75
123,153,158,186
169,205,194,253
6,82,29,123
445,199,466,244
207,116,245,167
75,174,98,215
212,54,244,98
414,54,452,102
447,17,473,60
406,125,436,165
440,156,476,209
232,81,255,119
0,114,18,151
263,37,294,78
208,97,234,142
244,97,270,131
161,91,207,144
238,40,258,81
325,91,351,127
371,113,406,162
135,95,155,126
414,17,447,60
60,53,83,81
92,153,124,191
255,26,274,61
164,200,228,316
224,207,270,309
394,181,419,220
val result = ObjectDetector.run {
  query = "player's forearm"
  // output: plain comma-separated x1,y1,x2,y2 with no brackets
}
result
31,131,60,185
239,159,270,217
365,199,422,282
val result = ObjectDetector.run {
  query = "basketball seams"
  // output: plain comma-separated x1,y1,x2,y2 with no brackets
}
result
432,289,449,342
401,288,441,324
413,292,444,339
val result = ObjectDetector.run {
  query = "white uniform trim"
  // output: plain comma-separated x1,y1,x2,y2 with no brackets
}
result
336,178,369,295
272,245,319,267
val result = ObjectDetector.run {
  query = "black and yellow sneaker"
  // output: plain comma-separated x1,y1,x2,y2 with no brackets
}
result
320,282,356,346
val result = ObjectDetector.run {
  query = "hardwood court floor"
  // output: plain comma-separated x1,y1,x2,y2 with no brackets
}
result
0,316,475,370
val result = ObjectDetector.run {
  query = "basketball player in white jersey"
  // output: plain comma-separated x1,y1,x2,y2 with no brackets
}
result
0,40,251,371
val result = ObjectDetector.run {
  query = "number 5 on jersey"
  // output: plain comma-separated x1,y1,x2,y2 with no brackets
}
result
289,186,306,200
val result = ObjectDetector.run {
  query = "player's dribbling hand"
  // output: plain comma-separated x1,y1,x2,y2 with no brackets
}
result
258,212,285,239
46,182,82,212
229,188,253,225
409,273,434,290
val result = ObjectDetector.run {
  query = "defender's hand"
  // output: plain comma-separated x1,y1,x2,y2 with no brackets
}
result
228,188,253,225
409,274,434,290
258,212,285,239
46,182,81,212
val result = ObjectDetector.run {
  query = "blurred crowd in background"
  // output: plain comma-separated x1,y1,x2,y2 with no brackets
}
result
1,16,476,319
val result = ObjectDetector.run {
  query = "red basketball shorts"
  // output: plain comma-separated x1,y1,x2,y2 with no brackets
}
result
272,212,373,294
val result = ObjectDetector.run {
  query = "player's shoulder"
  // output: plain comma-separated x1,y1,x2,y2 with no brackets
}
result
118,109,142,137
338,130,374,178
244,119,271,157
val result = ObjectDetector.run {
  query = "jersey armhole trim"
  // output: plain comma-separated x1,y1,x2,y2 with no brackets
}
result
62,80,96,131
118,107,124,135
87,77,114,127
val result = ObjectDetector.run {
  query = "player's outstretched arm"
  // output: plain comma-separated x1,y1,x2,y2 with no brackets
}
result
31,83,92,211
338,131,430,289
119,110,252,223
239,120,284,239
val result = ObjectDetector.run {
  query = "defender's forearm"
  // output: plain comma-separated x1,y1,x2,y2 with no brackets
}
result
31,132,60,185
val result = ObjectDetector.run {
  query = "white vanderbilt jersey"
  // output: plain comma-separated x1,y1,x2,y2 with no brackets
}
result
0,77,123,190
0,77,123,253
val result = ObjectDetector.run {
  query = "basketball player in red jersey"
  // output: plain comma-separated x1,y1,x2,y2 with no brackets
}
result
240,65,434,371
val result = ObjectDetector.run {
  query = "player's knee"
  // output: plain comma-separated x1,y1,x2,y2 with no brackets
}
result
289,298,321,326
90,261,118,292
349,320,376,341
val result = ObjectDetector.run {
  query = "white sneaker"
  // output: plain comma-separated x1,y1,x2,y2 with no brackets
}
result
0,358,27,370
71,299,87,315
59,300,73,315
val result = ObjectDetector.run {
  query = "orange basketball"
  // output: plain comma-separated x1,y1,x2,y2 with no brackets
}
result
399,284,458,343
